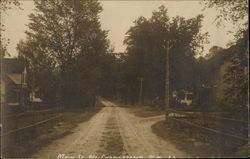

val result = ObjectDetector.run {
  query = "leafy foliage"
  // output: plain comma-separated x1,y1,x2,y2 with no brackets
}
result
120,6,208,104
0,0,21,57
202,0,248,26
0,0,21,12
18,0,113,107
203,0,249,109
17,39,58,103
223,29,248,108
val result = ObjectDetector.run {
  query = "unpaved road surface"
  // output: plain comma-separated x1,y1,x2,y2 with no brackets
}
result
33,100,188,158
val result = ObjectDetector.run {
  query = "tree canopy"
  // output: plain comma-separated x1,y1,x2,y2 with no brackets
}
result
202,0,249,109
119,6,208,104
18,0,114,106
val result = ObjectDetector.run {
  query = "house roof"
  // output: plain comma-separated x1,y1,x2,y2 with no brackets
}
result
4,58,26,73
6,74,22,85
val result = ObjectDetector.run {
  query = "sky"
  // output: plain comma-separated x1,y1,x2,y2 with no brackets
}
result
1,0,236,57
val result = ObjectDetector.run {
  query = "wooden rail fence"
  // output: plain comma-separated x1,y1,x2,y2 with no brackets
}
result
1,115,61,137
1,107,64,138
167,108,248,144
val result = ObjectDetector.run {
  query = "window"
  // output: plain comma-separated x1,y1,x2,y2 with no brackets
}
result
35,91,41,98
7,90,20,103
187,94,192,100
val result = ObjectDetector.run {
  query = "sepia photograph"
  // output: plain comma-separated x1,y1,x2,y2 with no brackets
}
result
0,0,249,158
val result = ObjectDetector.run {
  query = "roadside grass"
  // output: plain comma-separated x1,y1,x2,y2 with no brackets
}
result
126,105,164,118
124,103,248,157
3,106,103,158
151,120,248,158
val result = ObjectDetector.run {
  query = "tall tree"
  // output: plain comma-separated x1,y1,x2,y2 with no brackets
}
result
18,0,111,107
122,6,208,104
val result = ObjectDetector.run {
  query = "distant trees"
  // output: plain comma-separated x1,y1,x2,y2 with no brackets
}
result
17,0,113,107
119,6,208,104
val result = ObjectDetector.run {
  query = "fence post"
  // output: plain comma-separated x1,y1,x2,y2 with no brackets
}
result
202,112,206,127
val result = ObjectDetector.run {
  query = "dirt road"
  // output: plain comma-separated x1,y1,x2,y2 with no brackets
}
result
33,100,188,158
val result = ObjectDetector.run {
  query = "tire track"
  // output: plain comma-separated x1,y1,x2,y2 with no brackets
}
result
97,107,128,156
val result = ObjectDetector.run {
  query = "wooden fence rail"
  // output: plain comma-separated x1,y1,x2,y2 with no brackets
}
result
3,107,63,119
1,115,61,137
168,108,248,123
168,116,248,142
167,108,248,144
1,112,62,158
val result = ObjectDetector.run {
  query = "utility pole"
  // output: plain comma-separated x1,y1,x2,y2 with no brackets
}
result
139,77,144,105
165,41,170,119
